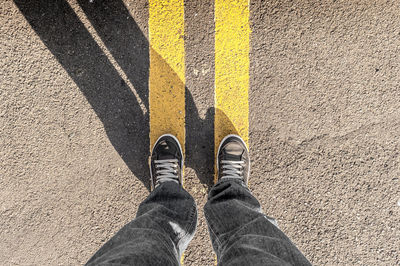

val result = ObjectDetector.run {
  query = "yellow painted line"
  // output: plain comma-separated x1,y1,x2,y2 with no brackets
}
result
149,0,185,184
214,0,250,183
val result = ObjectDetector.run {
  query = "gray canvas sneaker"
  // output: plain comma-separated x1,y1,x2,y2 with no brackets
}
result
217,134,250,185
150,134,183,190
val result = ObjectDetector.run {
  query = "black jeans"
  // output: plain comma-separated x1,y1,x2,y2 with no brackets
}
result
86,180,311,265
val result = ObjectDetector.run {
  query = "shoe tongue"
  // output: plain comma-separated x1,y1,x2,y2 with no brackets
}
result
158,141,176,160
158,153,175,160
224,145,242,160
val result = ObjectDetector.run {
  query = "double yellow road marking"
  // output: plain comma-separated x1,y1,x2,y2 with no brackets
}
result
149,2,250,263
149,0,250,184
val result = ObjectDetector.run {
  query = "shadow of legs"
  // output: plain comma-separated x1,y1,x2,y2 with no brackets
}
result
14,0,150,188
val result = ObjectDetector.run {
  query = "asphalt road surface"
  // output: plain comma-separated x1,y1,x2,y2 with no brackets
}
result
1,0,399,265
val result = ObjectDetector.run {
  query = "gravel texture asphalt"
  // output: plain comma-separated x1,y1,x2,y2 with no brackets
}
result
1,0,399,265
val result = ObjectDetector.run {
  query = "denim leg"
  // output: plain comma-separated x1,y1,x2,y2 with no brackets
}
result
86,181,197,266
204,179,311,266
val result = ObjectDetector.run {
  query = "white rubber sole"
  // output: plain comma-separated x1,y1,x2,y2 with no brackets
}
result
150,134,184,190
216,134,250,184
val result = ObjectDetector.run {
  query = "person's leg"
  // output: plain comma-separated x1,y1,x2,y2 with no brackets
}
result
86,134,197,266
86,181,197,266
205,135,311,266
205,179,310,266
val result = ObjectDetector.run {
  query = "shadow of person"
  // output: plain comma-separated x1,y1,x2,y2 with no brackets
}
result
14,0,151,188
14,0,238,191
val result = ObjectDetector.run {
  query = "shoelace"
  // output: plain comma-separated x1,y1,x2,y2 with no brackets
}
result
154,159,179,186
220,160,244,180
